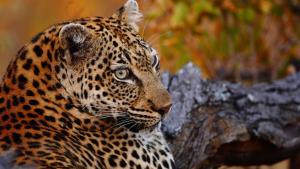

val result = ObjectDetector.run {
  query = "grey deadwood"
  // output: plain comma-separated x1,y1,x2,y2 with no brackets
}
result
162,63,300,169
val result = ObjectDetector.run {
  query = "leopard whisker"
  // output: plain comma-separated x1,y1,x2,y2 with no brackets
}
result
127,120,139,132
111,119,132,130
147,31,169,46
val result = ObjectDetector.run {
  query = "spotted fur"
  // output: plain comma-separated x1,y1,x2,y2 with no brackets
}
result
0,0,174,168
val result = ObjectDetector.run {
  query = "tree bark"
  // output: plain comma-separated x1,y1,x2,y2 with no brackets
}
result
162,63,300,169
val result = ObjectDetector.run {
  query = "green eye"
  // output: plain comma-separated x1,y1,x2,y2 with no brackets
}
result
114,69,129,80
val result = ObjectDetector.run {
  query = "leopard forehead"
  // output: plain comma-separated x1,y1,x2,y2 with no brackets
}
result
62,17,155,69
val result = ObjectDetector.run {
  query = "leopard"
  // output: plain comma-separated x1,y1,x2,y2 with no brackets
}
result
0,0,175,168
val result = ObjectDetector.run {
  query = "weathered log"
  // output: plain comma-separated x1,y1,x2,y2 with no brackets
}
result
161,63,300,169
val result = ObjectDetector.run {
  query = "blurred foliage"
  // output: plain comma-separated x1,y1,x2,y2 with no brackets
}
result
142,0,300,83
1,0,300,83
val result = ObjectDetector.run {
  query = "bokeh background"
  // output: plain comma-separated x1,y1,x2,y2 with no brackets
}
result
1,0,300,83
1,0,300,168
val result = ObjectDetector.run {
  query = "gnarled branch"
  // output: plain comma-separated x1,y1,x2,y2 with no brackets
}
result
162,63,300,169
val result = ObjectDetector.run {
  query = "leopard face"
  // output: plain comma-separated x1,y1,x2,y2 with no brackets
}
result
56,1,172,131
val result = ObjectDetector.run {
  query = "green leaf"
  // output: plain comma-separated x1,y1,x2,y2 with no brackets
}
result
237,8,255,22
171,2,189,26
271,4,284,16
193,0,220,17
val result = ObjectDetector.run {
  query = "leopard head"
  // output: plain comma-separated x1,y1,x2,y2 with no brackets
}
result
57,0,172,131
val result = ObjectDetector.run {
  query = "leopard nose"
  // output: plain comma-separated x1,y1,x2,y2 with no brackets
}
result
156,103,172,116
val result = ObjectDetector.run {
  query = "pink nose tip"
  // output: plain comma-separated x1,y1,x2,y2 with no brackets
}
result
156,104,172,116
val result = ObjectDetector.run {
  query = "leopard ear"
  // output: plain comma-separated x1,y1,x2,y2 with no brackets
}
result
59,23,92,65
112,0,142,31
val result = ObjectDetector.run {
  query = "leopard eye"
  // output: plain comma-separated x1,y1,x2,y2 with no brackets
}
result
149,48,160,72
151,54,158,67
151,55,160,72
114,69,129,80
